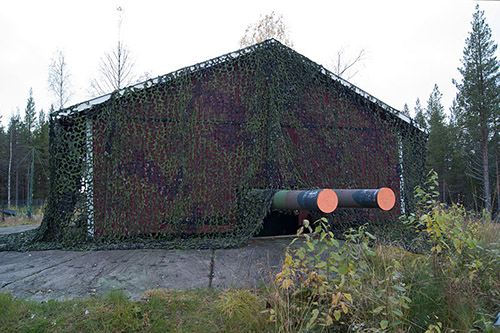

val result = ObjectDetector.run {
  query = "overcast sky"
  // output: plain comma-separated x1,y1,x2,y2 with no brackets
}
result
1,0,499,126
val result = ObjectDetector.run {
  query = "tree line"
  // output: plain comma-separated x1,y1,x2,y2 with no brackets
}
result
0,7,142,210
404,5,499,216
0,90,49,208
2,7,498,217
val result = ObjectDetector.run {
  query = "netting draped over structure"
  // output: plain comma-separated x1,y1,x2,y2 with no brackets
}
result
36,39,426,249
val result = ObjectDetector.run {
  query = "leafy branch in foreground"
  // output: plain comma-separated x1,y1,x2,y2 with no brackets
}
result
268,219,410,332
268,171,500,331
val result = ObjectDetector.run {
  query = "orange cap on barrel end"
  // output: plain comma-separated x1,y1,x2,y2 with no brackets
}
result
376,188,396,211
317,189,338,213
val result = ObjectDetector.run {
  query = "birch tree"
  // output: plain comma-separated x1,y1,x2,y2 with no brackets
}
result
89,7,142,97
89,41,138,96
240,11,294,48
48,50,72,109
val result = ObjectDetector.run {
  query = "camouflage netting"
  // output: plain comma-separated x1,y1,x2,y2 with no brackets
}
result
34,39,426,249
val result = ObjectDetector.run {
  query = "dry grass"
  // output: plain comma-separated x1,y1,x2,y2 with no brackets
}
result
0,214,42,228
483,220,500,243
140,288,172,301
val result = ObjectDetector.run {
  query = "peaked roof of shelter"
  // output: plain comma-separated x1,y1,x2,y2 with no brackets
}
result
55,39,418,129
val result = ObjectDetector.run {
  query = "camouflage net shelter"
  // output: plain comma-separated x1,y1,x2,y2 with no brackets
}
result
36,39,425,249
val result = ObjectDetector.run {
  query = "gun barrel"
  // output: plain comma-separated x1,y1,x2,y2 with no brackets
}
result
271,189,338,213
333,188,395,211
264,188,395,213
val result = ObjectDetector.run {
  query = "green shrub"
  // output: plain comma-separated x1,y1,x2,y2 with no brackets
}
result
267,219,411,331
268,171,500,331
402,171,500,330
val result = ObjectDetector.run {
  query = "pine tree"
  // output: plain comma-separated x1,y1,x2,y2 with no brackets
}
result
401,103,411,118
23,89,37,210
413,98,426,130
425,84,450,202
453,5,499,213
32,109,49,199
7,112,25,207
447,99,467,205
0,118,8,204
24,88,37,137
493,116,500,214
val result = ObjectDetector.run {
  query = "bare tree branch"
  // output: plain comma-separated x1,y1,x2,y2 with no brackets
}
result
89,41,137,97
48,50,72,109
328,47,365,81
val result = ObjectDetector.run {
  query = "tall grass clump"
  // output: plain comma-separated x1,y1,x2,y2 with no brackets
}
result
266,171,500,332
